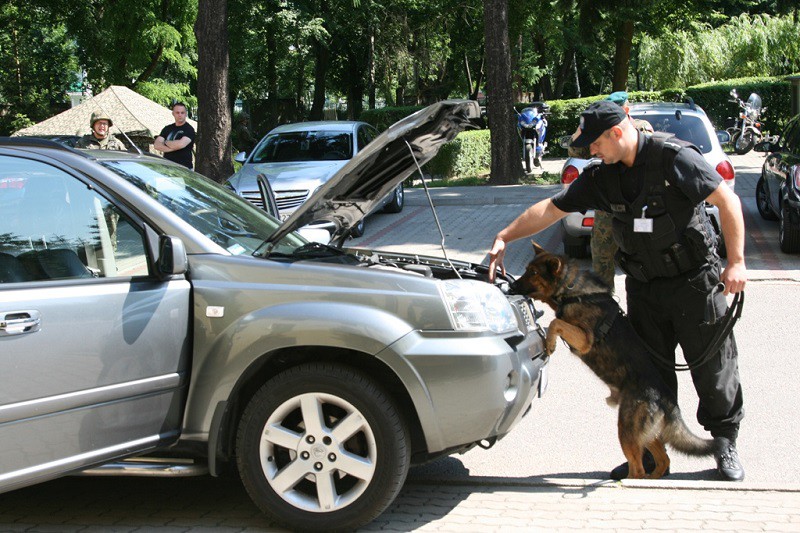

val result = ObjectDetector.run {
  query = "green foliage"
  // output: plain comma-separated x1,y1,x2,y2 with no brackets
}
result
359,105,426,130
0,1,78,134
639,14,800,90
685,76,794,133
425,129,491,180
137,79,197,109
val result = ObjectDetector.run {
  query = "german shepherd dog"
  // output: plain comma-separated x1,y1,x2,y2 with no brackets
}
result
510,242,714,479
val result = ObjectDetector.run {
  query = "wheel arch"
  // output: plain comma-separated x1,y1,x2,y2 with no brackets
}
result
209,346,426,475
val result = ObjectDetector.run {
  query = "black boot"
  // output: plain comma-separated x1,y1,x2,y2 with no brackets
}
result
609,449,669,480
714,437,745,482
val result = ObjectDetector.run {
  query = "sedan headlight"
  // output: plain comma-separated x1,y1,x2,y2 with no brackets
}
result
439,279,518,334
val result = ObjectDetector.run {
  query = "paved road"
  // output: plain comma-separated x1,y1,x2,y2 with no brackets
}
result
2,151,799,532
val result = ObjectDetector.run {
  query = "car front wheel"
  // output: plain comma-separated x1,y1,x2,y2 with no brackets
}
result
779,201,800,253
236,363,410,532
756,176,778,221
383,183,405,213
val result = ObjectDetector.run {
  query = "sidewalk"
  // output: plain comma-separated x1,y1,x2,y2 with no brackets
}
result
364,479,800,531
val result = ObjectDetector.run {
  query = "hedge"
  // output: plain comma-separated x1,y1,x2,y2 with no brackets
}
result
359,74,799,174
425,129,491,180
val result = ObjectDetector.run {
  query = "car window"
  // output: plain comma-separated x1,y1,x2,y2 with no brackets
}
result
631,113,713,154
102,159,307,256
357,125,377,150
0,156,150,283
250,130,353,163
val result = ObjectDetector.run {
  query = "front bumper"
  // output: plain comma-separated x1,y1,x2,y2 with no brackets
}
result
378,297,548,455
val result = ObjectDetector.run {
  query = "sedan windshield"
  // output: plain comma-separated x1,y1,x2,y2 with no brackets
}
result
251,131,353,163
101,160,307,256
632,113,713,154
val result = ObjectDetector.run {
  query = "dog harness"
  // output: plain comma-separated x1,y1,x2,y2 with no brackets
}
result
556,293,621,342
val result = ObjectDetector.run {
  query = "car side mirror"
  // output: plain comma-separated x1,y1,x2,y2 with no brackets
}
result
234,151,247,164
558,135,573,149
716,130,731,144
158,235,188,277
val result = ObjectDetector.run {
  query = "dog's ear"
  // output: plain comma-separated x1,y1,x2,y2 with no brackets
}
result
544,256,563,277
531,241,546,257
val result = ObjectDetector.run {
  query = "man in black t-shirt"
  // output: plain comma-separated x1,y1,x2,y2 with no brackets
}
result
155,102,195,169
488,100,747,483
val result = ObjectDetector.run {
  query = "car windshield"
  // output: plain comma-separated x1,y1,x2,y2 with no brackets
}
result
251,130,353,163
101,160,307,256
632,113,713,154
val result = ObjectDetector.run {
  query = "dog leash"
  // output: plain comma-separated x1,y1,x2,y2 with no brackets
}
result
641,288,744,372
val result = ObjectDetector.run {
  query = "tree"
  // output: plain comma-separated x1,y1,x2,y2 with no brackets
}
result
484,0,522,185
195,0,233,181
0,0,78,134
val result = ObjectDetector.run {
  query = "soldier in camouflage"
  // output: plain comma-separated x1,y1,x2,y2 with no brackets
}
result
76,112,127,150
569,91,652,292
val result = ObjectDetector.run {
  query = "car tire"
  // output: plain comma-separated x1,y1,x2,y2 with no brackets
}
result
756,176,778,221
779,201,800,254
563,234,589,259
350,218,366,238
236,363,410,532
383,183,404,213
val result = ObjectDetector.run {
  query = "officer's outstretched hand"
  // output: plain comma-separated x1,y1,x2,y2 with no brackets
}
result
488,237,507,283
720,261,747,295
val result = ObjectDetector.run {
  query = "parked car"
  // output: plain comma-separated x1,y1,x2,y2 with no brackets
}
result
0,100,548,532
560,101,736,258
227,121,404,239
754,113,800,253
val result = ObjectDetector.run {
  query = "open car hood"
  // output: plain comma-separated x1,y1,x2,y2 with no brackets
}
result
264,100,480,246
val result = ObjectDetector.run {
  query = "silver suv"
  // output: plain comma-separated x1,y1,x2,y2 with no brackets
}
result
0,101,548,532
560,101,735,258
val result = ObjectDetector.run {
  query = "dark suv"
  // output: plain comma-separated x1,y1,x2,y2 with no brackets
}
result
755,113,800,253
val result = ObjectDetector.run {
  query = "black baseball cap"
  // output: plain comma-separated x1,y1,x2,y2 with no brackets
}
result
571,100,628,147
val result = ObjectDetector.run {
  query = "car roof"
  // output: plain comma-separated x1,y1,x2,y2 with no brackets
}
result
268,121,368,134
628,101,708,117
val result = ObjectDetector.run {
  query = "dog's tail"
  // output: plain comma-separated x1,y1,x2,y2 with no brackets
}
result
662,407,715,456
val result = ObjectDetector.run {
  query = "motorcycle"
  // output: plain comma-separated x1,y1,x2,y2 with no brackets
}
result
517,102,549,173
727,89,765,155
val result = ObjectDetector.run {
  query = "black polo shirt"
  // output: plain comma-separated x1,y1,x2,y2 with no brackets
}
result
552,131,722,215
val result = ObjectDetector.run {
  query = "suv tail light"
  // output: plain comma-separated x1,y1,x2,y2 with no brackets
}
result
562,164,579,185
716,160,735,182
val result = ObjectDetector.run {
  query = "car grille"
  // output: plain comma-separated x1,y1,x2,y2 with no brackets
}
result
241,190,264,209
275,190,310,212
512,297,537,332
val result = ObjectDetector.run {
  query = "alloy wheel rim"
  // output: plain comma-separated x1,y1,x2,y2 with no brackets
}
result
259,392,377,513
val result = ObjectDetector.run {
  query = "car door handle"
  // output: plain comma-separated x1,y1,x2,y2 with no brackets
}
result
0,310,42,336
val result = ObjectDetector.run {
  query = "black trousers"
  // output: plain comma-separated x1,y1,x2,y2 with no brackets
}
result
625,262,744,441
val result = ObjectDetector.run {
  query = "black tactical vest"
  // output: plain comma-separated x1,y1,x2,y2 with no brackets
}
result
608,133,719,282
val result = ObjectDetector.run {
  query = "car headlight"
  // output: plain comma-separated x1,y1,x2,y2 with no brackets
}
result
439,279,518,334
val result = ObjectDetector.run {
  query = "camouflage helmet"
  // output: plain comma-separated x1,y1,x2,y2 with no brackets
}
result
90,111,113,129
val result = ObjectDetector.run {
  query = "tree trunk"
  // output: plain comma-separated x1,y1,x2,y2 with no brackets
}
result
484,0,522,185
265,28,279,130
612,19,634,92
194,0,233,182
368,28,376,110
310,38,329,120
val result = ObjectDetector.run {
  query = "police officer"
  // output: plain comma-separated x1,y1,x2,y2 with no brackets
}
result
76,112,126,150
488,100,746,482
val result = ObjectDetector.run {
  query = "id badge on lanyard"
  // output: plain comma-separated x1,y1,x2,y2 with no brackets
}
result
633,205,653,233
